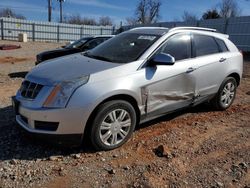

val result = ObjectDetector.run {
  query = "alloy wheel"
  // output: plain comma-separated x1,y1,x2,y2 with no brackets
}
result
99,109,131,146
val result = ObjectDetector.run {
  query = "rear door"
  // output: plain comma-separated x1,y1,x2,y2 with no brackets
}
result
190,33,230,103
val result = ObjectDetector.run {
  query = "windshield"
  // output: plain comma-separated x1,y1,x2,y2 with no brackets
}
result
65,38,90,49
84,32,160,63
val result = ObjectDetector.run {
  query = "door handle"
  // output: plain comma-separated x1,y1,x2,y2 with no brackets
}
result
219,57,227,62
186,67,196,73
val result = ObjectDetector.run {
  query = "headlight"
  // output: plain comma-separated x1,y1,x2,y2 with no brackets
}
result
43,75,89,108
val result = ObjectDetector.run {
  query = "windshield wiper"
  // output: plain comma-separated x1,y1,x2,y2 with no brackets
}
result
83,52,113,62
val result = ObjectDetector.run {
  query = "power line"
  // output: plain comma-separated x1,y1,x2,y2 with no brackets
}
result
0,5,46,11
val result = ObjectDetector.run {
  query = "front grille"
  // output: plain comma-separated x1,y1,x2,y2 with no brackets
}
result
20,80,43,99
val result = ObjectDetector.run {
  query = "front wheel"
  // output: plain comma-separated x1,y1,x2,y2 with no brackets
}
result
90,100,137,151
211,77,237,110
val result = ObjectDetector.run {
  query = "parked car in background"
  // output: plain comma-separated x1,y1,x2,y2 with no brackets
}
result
35,35,114,65
13,27,243,150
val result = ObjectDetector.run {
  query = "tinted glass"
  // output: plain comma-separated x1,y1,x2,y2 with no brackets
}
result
84,38,106,50
65,38,90,49
215,38,228,52
193,34,220,57
158,34,191,61
85,32,160,63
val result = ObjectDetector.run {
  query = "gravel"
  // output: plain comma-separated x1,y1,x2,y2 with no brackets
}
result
0,41,249,187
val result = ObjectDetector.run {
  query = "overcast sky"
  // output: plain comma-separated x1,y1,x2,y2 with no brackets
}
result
1,0,250,24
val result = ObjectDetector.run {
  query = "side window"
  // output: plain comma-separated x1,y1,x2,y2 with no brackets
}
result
84,38,105,50
159,34,191,61
193,34,220,57
215,38,229,52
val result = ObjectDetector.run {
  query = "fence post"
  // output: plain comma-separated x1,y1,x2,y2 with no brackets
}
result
224,18,229,34
100,27,103,35
196,21,200,27
57,25,60,42
32,23,35,41
80,26,83,38
1,19,4,40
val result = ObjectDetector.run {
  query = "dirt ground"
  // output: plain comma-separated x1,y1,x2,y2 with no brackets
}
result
0,41,249,188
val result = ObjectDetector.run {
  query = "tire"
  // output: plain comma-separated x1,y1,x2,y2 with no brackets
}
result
90,100,137,151
211,77,237,110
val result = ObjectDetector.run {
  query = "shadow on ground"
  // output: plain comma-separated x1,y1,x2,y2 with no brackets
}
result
8,71,28,79
244,52,250,62
0,106,90,161
137,103,213,130
0,103,214,161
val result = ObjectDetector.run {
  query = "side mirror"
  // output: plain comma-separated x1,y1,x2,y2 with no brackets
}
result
149,53,175,66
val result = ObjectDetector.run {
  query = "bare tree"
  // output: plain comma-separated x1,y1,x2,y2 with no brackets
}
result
202,9,221,20
66,14,97,25
182,11,198,22
99,16,113,26
125,17,138,25
218,0,241,18
134,0,161,24
82,17,97,25
0,8,26,19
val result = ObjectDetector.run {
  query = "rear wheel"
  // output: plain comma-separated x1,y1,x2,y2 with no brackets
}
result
211,77,237,110
90,100,136,150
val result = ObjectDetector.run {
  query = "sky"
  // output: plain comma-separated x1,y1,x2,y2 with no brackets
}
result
0,0,250,25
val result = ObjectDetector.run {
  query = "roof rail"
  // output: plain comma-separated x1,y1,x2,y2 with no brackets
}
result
130,27,169,31
169,27,217,33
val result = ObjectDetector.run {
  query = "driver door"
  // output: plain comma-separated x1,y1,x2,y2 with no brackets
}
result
142,33,197,117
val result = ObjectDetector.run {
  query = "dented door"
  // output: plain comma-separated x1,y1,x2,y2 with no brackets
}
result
140,33,196,117
142,60,196,117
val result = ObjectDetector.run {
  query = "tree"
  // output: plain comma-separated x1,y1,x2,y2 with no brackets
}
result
182,11,198,22
134,0,161,24
125,17,138,25
66,14,97,25
202,9,221,20
99,16,113,26
218,0,241,18
81,17,97,25
0,8,26,19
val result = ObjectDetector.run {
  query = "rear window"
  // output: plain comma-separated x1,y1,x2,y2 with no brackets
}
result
215,38,229,52
193,34,220,57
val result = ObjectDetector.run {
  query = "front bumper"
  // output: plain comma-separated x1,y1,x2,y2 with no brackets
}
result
13,97,89,146
17,121,83,147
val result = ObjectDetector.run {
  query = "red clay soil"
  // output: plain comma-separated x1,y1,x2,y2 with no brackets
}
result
0,56,249,188
0,44,21,50
0,57,30,64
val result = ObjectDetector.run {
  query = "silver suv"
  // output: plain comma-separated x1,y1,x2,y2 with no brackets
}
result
13,27,243,150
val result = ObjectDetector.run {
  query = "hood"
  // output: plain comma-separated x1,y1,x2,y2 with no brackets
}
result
26,53,120,86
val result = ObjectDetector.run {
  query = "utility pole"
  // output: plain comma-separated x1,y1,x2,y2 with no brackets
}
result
48,0,52,22
57,0,65,23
